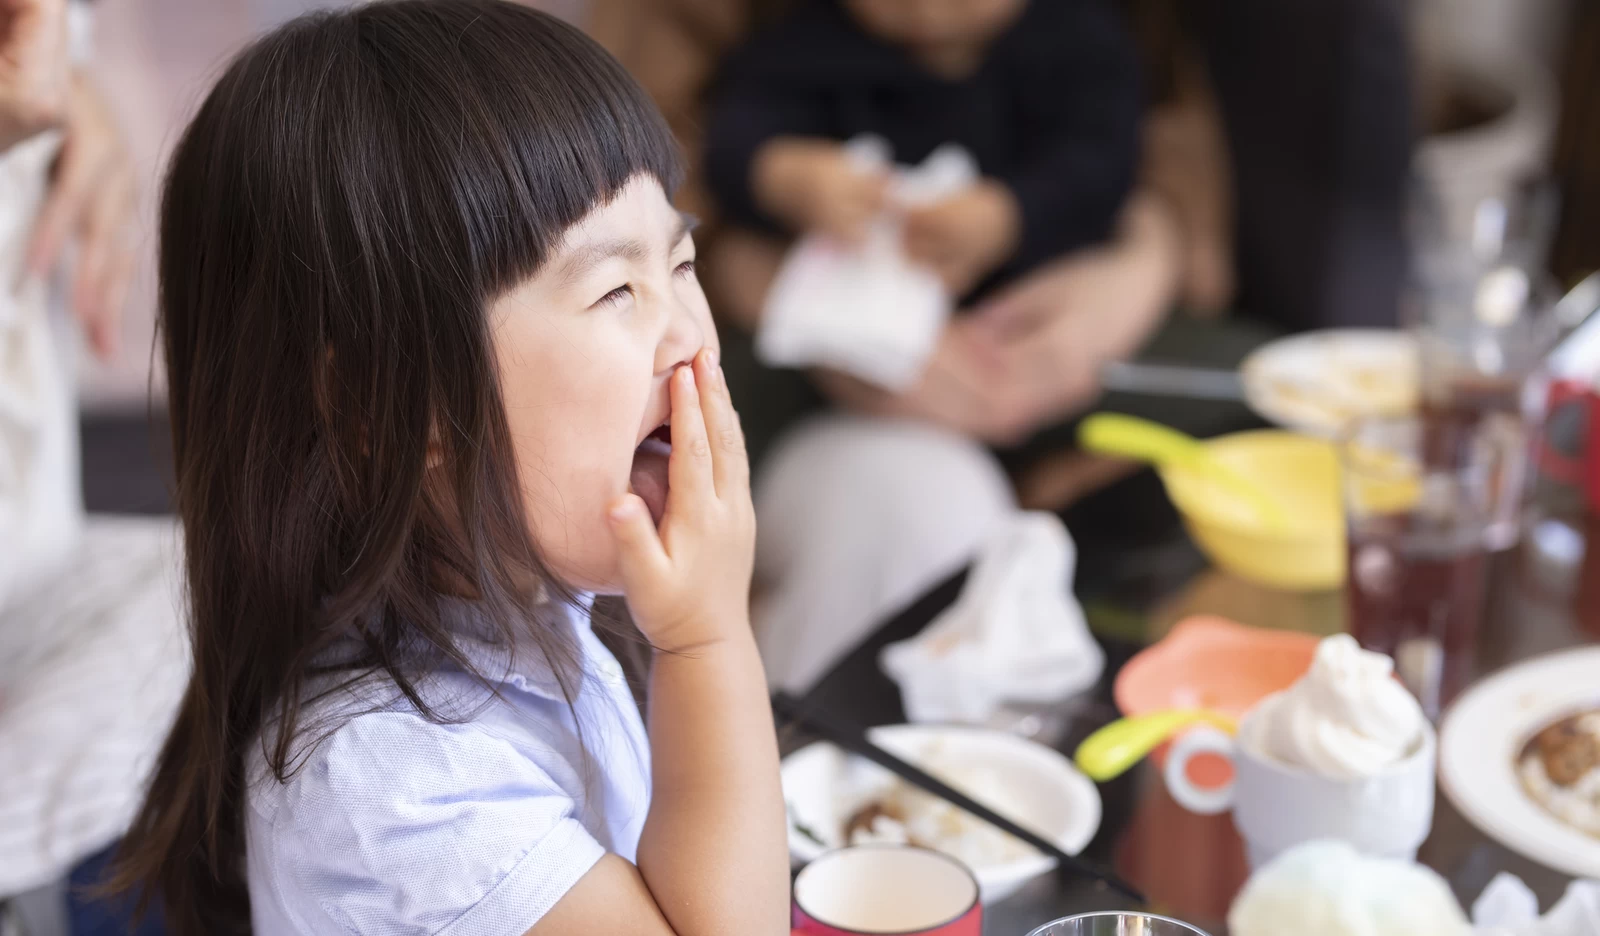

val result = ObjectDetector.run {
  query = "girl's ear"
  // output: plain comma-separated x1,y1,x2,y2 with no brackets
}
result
425,414,447,470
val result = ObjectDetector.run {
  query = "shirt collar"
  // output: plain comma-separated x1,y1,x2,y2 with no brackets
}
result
443,593,596,702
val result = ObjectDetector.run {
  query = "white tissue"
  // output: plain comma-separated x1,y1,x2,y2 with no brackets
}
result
1472,872,1600,936
1474,874,1543,930
879,511,1103,724
756,136,978,391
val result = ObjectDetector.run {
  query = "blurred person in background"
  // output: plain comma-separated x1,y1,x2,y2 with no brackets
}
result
1552,0,1600,284
704,0,1142,309
594,0,1412,691
695,0,1150,690
0,0,181,934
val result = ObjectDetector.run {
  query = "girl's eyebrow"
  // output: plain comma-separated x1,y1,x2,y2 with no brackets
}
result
557,213,701,285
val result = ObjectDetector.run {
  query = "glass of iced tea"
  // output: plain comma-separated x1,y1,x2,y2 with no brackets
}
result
1414,325,1544,550
1406,221,1557,551
1342,415,1498,719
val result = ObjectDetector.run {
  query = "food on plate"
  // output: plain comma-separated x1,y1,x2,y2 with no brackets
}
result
1251,334,1419,432
1518,709,1600,838
1229,840,1470,936
835,746,1034,869
1245,634,1427,780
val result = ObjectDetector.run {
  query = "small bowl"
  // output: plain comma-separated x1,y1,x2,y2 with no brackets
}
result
782,724,1102,904
1159,430,1344,591
1115,616,1320,766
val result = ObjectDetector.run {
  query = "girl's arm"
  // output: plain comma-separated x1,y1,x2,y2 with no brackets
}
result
532,348,789,936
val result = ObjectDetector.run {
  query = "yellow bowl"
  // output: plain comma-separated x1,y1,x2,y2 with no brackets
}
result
1157,430,1344,591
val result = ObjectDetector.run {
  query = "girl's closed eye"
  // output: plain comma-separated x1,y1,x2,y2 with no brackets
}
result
593,262,692,309
594,284,634,308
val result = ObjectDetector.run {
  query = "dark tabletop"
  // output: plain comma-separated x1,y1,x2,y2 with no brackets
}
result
785,506,1600,935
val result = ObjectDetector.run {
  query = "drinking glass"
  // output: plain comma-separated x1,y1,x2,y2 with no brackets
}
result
1342,415,1498,719
1024,912,1213,935
1407,180,1557,550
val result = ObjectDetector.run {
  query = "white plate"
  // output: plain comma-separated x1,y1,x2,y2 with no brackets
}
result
782,724,1102,904
1240,329,1418,437
1438,647,1600,879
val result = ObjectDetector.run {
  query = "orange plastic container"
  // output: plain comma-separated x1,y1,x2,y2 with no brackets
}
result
1114,616,1320,766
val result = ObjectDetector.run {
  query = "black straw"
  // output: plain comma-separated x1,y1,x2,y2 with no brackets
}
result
771,692,1146,905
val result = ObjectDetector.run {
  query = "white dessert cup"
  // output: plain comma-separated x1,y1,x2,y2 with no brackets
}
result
1164,707,1437,869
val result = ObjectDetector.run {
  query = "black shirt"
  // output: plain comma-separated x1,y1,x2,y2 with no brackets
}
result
705,0,1143,300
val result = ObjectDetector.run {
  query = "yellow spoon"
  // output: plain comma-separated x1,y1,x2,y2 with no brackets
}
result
1074,709,1238,782
1078,413,1292,531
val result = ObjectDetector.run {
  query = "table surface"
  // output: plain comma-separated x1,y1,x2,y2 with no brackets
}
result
788,506,1600,936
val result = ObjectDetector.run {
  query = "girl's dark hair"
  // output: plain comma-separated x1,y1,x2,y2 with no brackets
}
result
112,3,679,932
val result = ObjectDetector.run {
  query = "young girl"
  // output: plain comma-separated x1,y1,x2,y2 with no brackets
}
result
112,3,789,934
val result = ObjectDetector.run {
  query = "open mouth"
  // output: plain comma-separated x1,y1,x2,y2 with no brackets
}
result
630,422,672,525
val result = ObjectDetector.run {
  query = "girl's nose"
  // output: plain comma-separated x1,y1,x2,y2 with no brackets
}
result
655,292,709,375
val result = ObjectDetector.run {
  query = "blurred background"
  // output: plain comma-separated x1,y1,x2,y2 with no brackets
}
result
71,0,1598,511
6,0,1600,933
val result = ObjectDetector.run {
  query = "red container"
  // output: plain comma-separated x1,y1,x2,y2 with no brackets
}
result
1537,377,1600,511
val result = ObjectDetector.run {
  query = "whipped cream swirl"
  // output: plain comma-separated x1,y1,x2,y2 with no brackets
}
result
1247,634,1426,780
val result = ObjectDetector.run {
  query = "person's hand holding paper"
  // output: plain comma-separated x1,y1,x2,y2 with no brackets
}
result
756,136,978,392
902,179,1020,298
750,136,890,246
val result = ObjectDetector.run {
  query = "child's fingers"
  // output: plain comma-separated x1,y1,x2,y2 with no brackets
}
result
693,349,748,498
607,493,670,584
854,179,890,223
903,227,936,264
903,212,952,261
667,364,713,503
855,173,890,211
821,198,874,245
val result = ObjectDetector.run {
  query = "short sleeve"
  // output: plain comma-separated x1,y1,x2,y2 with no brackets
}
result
265,712,605,936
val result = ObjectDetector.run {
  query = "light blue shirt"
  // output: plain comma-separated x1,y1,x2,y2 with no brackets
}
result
245,597,651,935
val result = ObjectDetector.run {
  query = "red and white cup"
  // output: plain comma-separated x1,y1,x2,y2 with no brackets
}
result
791,845,982,936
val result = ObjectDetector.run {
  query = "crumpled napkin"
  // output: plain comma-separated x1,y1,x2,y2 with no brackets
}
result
756,135,978,391
879,511,1103,724
1472,872,1600,935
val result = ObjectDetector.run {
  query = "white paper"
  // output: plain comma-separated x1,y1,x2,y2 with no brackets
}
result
879,511,1103,723
1473,873,1600,936
1474,873,1542,930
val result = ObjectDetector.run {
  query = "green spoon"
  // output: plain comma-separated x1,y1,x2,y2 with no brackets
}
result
1077,413,1291,531
1074,709,1238,782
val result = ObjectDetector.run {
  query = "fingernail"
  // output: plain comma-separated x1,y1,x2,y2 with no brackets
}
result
705,348,719,370
679,365,696,388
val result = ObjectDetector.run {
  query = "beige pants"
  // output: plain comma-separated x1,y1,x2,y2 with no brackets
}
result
751,415,1016,692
